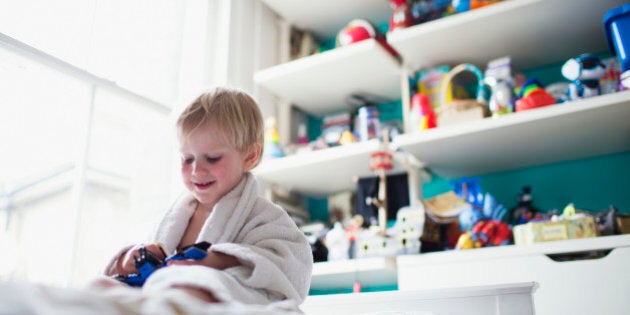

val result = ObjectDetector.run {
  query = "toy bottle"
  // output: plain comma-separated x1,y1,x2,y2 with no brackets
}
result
410,93,436,132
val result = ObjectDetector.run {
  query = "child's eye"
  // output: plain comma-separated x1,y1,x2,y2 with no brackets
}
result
182,157,193,165
206,156,221,163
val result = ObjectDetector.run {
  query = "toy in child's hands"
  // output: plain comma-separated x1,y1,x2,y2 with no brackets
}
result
561,54,606,100
165,241,211,263
114,245,166,287
114,241,211,287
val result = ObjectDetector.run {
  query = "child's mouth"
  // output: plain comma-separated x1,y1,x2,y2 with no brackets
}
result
195,181,214,189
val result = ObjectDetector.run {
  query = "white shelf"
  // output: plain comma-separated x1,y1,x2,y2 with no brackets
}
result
387,0,626,71
254,39,401,117
398,234,630,266
254,139,395,196
310,256,397,292
260,0,391,40
393,91,630,178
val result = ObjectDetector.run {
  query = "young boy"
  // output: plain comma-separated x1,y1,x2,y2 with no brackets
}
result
102,87,313,307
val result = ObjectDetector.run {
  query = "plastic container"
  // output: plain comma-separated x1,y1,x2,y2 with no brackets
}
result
357,106,380,142
603,3,630,72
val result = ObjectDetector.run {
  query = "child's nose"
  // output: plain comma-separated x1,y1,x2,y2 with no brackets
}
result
192,161,209,175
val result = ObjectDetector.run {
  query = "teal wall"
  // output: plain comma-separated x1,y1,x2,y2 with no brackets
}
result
423,152,630,214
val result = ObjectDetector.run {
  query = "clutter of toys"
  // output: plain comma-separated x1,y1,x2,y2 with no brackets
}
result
262,1,630,261
263,1,630,160
302,175,628,263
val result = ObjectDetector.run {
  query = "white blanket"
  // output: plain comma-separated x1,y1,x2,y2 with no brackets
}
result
0,280,304,315
142,172,313,308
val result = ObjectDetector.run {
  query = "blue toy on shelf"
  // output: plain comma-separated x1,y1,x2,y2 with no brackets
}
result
603,3,630,88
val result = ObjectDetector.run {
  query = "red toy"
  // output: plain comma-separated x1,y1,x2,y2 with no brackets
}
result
472,220,512,246
337,19,376,46
515,79,556,112
389,0,412,32
410,93,436,130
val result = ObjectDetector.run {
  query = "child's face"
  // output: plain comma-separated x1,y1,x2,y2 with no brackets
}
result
179,121,257,208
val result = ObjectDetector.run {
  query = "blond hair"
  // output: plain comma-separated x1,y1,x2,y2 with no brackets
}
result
176,87,264,167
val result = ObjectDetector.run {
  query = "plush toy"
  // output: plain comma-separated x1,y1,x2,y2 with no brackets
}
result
561,54,607,100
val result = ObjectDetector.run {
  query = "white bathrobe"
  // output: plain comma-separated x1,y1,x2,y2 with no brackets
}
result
140,172,313,307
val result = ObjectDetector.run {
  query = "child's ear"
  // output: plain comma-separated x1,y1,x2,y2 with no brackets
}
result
243,143,262,171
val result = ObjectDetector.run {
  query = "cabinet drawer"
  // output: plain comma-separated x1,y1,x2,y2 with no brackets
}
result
398,246,630,315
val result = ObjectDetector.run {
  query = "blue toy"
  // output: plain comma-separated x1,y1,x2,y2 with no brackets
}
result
561,54,606,100
603,3,630,89
115,241,211,287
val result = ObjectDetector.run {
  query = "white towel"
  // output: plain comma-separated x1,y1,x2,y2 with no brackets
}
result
143,172,313,308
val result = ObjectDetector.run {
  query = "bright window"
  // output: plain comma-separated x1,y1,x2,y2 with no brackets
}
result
0,0,197,287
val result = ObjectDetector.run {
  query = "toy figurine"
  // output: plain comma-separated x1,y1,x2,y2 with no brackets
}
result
510,186,540,225
484,56,515,117
561,54,607,100
389,0,412,32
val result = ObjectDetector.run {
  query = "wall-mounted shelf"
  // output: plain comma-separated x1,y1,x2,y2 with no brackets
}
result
387,0,626,71
254,0,628,196
260,0,390,40
393,91,630,178
254,39,401,117
254,139,397,196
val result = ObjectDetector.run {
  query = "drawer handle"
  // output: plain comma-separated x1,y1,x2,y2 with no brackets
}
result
546,249,612,262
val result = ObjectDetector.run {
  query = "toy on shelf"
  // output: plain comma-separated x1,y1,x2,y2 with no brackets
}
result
456,192,511,250
263,117,284,158
357,106,381,142
410,0,451,25
417,65,450,109
561,53,607,100
452,0,501,14
600,57,623,94
389,0,412,32
603,3,630,89
336,19,400,60
369,129,394,236
510,186,541,225
484,56,515,117
456,220,511,249
409,92,436,132
436,63,489,127
513,203,598,245
326,221,350,261
514,78,556,112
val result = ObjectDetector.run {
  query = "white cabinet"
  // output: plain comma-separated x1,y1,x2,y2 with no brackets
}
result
397,234,630,315
254,0,630,195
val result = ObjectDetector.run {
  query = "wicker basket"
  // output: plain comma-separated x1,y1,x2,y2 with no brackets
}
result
436,63,489,127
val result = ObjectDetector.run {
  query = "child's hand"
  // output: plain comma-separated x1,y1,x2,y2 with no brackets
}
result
117,243,166,276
